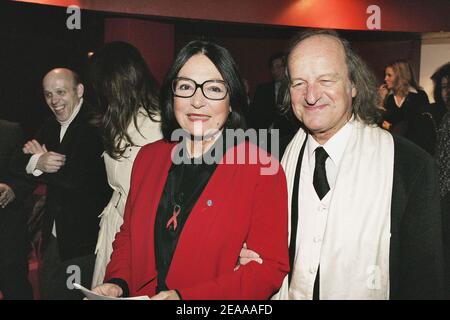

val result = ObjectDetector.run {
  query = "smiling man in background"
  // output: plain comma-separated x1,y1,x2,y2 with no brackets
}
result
12,68,111,299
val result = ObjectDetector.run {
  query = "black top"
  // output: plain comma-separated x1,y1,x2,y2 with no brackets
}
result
154,137,226,293
384,90,437,155
430,102,448,129
384,90,429,132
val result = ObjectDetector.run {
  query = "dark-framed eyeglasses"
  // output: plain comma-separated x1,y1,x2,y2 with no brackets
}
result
172,77,229,100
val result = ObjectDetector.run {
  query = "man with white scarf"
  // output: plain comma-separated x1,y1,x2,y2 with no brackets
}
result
240,29,444,299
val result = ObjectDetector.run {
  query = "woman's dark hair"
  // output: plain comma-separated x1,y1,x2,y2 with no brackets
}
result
87,41,160,159
160,40,247,141
431,62,450,106
279,29,384,126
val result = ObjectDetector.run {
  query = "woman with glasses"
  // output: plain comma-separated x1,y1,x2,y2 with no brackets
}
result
92,40,289,300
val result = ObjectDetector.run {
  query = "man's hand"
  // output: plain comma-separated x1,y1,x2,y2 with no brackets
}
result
0,183,16,208
36,151,66,173
150,290,180,300
23,139,47,155
91,283,123,298
234,243,263,271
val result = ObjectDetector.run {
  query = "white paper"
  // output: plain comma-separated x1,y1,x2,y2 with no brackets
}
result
73,283,150,300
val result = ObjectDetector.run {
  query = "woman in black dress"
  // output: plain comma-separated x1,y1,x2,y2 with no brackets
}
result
379,59,435,154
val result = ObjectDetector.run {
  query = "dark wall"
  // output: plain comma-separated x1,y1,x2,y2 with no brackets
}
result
175,22,421,99
15,0,450,33
0,2,423,140
0,1,104,139
345,31,422,86
104,17,175,85
175,22,294,98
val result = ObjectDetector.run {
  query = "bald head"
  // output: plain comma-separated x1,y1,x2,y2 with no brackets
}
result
290,34,347,68
43,68,80,87
43,68,84,122
287,34,356,144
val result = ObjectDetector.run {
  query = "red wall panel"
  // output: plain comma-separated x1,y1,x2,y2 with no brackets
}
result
16,0,450,32
104,18,174,84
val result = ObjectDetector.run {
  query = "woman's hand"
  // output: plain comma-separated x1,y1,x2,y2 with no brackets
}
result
150,290,180,300
382,120,392,130
378,84,389,100
91,283,123,297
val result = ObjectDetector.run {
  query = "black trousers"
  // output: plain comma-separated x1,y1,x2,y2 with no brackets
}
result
39,236,95,300
0,206,32,300
0,260,32,300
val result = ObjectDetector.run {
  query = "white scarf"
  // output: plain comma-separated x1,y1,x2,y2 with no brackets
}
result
274,119,395,300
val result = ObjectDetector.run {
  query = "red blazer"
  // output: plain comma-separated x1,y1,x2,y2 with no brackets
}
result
105,140,289,299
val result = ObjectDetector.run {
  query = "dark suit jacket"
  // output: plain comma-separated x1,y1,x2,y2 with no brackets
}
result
0,120,34,202
247,82,299,156
105,140,289,299
0,120,33,270
443,192,450,299
12,105,111,261
248,82,277,130
389,135,444,299
0,120,23,179
281,132,444,299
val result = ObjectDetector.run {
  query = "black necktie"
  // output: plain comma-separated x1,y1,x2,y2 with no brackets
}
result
313,147,330,200
312,147,329,300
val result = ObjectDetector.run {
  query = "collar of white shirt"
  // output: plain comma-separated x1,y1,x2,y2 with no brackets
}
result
58,98,83,142
58,98,83,128
306,118,353,184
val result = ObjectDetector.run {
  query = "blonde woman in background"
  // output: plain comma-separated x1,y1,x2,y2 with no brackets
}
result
379,59,436,154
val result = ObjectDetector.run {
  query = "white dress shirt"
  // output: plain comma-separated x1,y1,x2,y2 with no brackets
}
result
291,120,353,299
